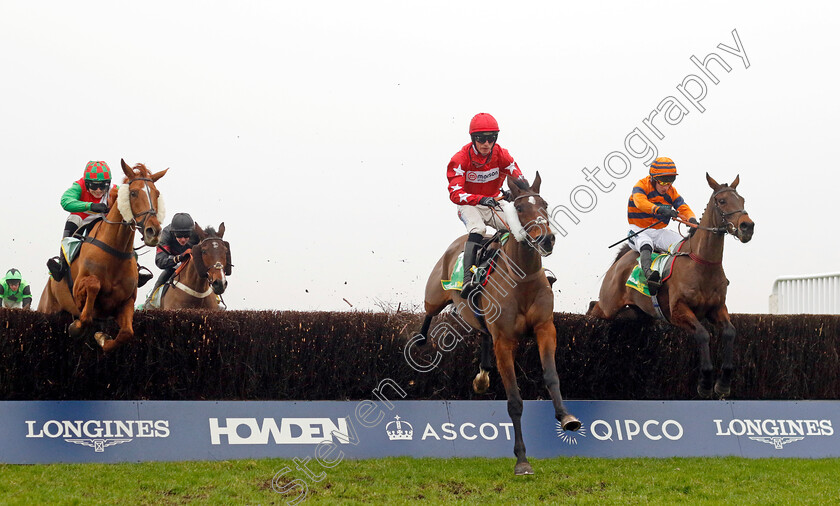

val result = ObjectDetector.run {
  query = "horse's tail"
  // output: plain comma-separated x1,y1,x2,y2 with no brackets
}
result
613,244,632,264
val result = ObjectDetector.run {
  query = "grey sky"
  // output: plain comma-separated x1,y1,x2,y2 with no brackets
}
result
1,2,837,313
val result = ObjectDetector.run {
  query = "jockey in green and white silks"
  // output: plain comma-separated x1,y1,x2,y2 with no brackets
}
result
0,268,32,309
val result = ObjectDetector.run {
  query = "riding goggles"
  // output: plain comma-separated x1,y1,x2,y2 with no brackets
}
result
174,232,191,239
472,133,498,144
86,181,111,191
653,176,676,185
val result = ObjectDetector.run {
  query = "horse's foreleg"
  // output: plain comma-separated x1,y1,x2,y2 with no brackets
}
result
712,306,736,397
671,303,714,397
69,277,100,338
494,337,531,475
535,321,580,431
101,300,135,353
473,332,492,394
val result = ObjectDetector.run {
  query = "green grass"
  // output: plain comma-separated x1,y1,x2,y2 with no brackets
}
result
0,457,838,504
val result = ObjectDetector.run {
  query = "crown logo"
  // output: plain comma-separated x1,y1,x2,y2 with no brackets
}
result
385,415,413,441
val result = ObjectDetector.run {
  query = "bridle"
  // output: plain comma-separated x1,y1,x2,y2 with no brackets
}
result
193,237,230,278
708,186,749,237
685,186,749,265
102,176,160,231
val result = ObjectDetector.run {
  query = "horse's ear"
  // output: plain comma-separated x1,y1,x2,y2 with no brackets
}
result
121,159,134,179
531,171,541,193
730,174,740,189
194,223,206,241
150,168,169,182
706,172,721,190
507,176,522,198
217,222,225,239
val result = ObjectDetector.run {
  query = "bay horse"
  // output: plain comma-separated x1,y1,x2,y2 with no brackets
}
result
587,173,754,397
38,159,167,353
419,172,580,475
159,223,231,309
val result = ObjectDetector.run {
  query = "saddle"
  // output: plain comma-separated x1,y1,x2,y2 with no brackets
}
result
442,232,509,291
625,239,689,296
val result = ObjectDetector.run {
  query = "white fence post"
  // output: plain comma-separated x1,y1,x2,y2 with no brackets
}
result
769,273,840,314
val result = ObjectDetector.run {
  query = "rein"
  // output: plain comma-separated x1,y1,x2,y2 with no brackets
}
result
679,186,748,266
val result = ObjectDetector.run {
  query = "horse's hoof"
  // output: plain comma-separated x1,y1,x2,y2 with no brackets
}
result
560,414,581,432
514,462,534,475
697,383,714,398
94,332,109,349
67,321,83,338
472,371,490,394
714,380,731,398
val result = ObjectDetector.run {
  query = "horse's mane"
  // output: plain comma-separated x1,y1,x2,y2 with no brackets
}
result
613,244,632,265
203,226,220,238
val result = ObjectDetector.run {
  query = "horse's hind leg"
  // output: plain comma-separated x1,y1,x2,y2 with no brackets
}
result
473,332,492,394
494,336,532,475
536,321,580,431
712,306,736,397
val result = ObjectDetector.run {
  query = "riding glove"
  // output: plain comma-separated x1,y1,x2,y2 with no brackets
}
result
90,203,109,213
656,205,679,218
689,217,699,226
479,197,500,208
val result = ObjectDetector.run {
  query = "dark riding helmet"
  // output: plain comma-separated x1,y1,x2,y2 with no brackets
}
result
171,213,194,234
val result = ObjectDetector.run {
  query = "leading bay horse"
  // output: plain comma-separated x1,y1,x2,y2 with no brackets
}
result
38,159,167,353
587,173,754,397
419,172,579,476
159,223,231,309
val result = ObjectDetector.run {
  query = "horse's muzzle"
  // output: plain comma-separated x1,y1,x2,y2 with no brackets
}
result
532,234,555,256
736,218,755,243
143,226,161,247
212,278,228,295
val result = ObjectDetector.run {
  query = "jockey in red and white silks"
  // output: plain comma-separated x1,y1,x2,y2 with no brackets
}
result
446,113,528,295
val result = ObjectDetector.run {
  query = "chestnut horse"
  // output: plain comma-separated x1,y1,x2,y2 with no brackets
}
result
587,173,754,397
38,160,167,353
159,223,231,309
419,172,579,475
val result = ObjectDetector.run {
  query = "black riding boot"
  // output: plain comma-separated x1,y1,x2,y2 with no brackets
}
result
47,222,82,281
460,233,483,297
639,245,660,295
47,255,64,281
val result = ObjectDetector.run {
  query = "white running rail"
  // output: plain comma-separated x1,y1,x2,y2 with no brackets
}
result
769,273,840,314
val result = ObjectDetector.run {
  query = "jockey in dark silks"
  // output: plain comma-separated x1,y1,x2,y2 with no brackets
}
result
0,268,32,309
46,161,154,287
150,212,197,293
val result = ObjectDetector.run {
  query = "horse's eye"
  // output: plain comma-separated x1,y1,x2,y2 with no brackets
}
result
130,191,138,197
516,206,523,212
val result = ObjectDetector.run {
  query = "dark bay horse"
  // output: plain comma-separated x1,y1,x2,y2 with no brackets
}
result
159,223,231,309
38,160,167,352
419,172,580,475
587,173,754,397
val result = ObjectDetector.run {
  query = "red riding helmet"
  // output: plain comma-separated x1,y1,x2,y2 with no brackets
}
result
469,113,500,134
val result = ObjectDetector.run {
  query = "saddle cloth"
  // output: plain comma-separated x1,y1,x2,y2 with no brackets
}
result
625,240,687,296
